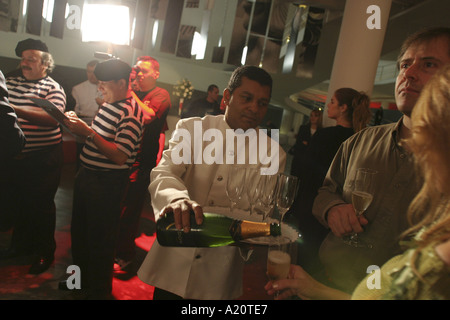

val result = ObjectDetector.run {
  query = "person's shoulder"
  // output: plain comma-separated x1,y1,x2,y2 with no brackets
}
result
113,97,134,109
155,86,170,95
298,124,310,132
356,122,396,136
191,97,207,105
5,75,23,84
118,97,143,117
177,114,224,129
72,80,89,90
314,125,346,137
187,114,224,124
44,76,65,91
44,75,60,85
344,123,396,147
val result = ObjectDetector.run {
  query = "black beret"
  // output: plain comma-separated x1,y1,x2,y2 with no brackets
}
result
94,59,132,82
15,38,49,57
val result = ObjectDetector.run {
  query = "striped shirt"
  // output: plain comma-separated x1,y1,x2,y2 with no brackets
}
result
6,75,66,152
80,97,144,171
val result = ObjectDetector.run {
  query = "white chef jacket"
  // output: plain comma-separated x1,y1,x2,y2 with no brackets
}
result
137,115,286,299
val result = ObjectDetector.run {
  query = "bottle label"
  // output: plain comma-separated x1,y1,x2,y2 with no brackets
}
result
165,223,186,245
158,222,199,246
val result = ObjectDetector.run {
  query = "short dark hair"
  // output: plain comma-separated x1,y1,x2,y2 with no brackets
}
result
227,65,272,97
397,27,450,69
207,84,218,92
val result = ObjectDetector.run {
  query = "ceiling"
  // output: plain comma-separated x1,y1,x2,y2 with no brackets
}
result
270,0,450,113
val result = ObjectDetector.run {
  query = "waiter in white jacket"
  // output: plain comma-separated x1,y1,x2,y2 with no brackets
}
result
137,66,286,299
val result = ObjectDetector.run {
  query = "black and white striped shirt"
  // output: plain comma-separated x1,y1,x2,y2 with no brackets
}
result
80,97,144,170
6,75,66,152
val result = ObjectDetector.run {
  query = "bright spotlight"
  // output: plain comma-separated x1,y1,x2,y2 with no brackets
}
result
81,4,130,45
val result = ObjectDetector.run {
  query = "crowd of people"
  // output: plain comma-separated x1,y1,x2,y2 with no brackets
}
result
0,25,449,301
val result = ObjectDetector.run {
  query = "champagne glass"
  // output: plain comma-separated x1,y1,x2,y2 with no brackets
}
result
245,168,264,216
343,168,377,248
226,167,246,215
275,173,299,224
267,236,292,299
259,174,278,221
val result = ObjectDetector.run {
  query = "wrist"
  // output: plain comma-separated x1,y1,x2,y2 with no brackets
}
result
86,129,96,142
325,203,346,222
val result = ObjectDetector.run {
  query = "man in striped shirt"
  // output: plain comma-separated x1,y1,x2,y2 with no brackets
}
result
62,59,144,299
0,39,66,275
115,56,171,272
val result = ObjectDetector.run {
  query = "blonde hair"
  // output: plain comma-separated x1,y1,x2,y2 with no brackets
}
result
402,64,450,278
334,88,372,132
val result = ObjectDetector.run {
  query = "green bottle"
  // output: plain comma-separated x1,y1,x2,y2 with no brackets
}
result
156,212,281,247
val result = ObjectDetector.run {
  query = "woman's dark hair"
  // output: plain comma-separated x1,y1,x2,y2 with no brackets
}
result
334,88,372,132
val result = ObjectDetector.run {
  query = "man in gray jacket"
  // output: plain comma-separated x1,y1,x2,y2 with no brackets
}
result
312,27,450,293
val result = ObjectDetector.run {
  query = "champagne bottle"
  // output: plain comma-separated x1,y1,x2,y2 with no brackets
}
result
156,212,281,247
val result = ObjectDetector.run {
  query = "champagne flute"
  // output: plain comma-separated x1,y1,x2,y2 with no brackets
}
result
259,174,278,221
267,236,292,299
275,173,299,224
245,168,264,216
343,168,377,248
226,167,246,215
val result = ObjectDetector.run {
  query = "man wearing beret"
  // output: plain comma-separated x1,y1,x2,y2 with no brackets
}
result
0,39,66,275
63,59,144,299
114,56,171,272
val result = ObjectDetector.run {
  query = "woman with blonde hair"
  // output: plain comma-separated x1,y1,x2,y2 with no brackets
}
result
288,88,372,274
266,64,450,300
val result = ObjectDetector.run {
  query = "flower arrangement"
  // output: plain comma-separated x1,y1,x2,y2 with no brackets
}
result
172,78,194,101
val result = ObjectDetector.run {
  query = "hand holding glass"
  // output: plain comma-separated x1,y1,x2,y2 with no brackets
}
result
344,168,377,247
267,237,292,298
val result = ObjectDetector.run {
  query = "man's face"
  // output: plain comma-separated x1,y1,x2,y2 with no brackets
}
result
310,111,320,125
224,76,271,131
86,65,98,84
98,80,122,103
208,87,220,102
395,37,450,117
133,60,159,92
20,49,47,80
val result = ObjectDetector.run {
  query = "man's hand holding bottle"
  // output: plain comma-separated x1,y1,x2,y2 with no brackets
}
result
160,198,204,233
